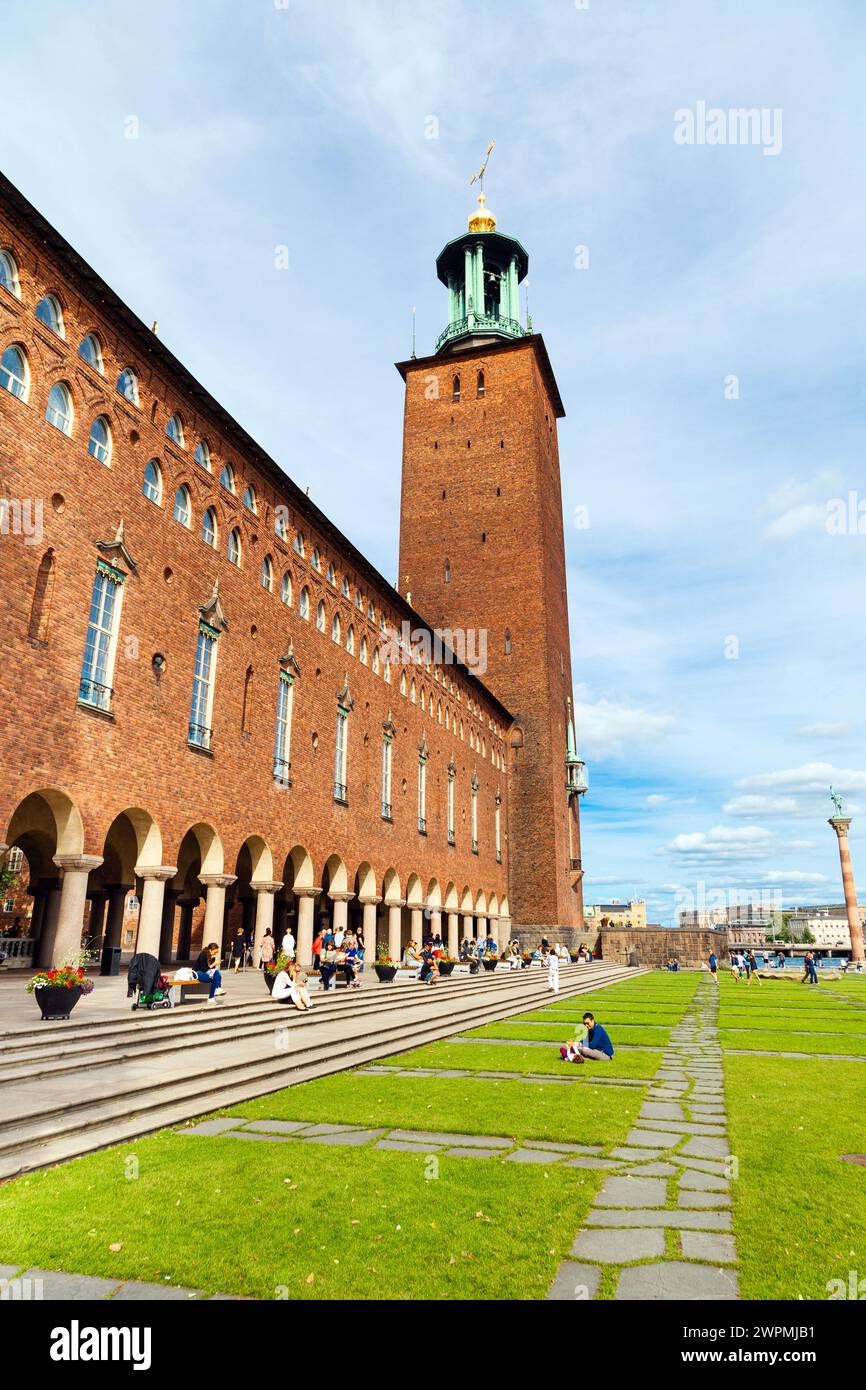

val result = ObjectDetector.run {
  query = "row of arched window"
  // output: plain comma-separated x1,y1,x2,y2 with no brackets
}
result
452,370,485,403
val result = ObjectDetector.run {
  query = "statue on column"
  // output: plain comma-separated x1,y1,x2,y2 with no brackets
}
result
830,786,844,817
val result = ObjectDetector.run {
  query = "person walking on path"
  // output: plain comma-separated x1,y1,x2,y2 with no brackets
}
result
708,950,719,985
746,949,762,985
282,927,296,962
259,929,275,971
230,927,246,973
547,946,560,994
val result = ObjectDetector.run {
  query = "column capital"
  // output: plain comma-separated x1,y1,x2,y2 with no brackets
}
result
328,890,355,903
199,873,237,889
0,843,8,856
829,816,852,836
53,854,103,875
136,863,178,883
386,898,406,910
294,885,322,899
252,880,283,895
359,895,382,907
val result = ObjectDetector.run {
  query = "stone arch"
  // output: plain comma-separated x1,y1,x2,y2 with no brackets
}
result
474,889,487,916
459,884,473,913
425,877,442,909
240,833,274,887
354,860,376,901
5,787,85,861
405,872,424,907
322,853,348,896
444,880,459,912
382,867,402,906
180,821,223,877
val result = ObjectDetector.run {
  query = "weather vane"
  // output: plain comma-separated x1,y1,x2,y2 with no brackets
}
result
469,140,495,196
830,786,844,816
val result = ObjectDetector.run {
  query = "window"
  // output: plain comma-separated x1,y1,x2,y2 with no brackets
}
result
452,374,460,403
495,796,502,862
166,413,185,447
359,635,367,665
275,510,288,541
116,367,140,405
273,672,294,782
242,484,257,513
367,601,375,621
334,707,349,802
202,507,217,548
0,249,21,298
504,628,512,655
444,558,451,583
381,735,393,818
45,382,73,435
241,664,254,735
194,439,211,471
471,776,478,852
372,647,380,675
173,485,191,528
355,590,363,611
5,846,24,872
341,575,350,598
294,532,305,557
228,527,242,567
311,547,321,572
0,344,28,400
384,657,391,684
88,415,111,465
417,753,427,833
280,571,292,606
143,459,162,505
219,463,235,493
78,333,104,373
261,554,273,591
477,369,485,398
346,624,355,655
78,561,124,712
316,600,326,633
189,623,218,749
35,294,64,337
447,766,455,844
299,586,310,620
331,613,341,644
409,679,416,705
400,672,407,697
327,562,336,585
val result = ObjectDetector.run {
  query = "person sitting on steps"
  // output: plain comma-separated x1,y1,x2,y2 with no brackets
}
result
194,942,226,1004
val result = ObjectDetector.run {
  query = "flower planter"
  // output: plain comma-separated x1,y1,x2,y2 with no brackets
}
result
374,964,397,983
35,984,83,1021
482,959,498,972
468,960,480,975
263,971,276,994
437,961,455,977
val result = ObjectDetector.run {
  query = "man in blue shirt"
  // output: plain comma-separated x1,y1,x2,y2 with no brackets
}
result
577,1012,614,1061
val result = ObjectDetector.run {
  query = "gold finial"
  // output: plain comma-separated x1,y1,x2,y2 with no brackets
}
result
468,140,496,232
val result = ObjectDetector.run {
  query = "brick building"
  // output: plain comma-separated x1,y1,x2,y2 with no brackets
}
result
0,173,586,969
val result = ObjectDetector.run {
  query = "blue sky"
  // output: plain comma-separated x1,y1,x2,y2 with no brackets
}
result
5,1,866,924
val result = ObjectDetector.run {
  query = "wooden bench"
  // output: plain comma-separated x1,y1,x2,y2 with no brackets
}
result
166,976,211,1005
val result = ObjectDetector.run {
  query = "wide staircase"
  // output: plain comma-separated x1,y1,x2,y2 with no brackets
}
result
0,961,640,1179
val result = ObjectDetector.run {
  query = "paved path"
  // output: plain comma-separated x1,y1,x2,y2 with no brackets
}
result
546,976,740,1301
0,1264,243,1301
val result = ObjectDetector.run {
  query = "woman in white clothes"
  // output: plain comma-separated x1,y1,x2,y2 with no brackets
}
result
547,947,560,993
272,960,313,1010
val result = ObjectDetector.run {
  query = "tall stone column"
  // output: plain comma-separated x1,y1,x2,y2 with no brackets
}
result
500,916,513,950
360,898,381,960
103,884,130,951
252,881,282,965
447,911,459,957
45,854,103,966
462,912,474,942
331,891,354,939
87,892,108,948
295,887,320,969
475,914,487,944
35,878,62,967
464,244,474,321
428,908,442,940
158,886,178,963
199,874,237,956
135,866,177,959
829,816,866,963
388,901,404,961
410,906,424,942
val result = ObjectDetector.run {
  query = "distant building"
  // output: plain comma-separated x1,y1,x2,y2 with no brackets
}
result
786,905,863,949
587,898,647,930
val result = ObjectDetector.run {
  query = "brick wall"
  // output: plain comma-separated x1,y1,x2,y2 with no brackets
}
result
598,927,727,969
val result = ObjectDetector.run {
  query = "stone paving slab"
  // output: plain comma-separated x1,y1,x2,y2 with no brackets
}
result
678,1169,729,1191
112,1281,202,1301
240,1119,311,1134
181,1118,244,1137
388,1129,512,1148
524,1140,603,1154
562,1155,624,1170
301,1128,385,1147
678,1191,731,1209
20,1268,121,1300
375,1139,431,1153
298,1122,364,1137
504,1147,561,1164
546,1260,602,1301
444,1146,501,1159
587,1208,732,1231
0,1264,22,1279
595,1176,668,1207
610,1146,668,1162
680,1231,738,1264
680,1136,730,1160
615,1261,738,1300
640,1102,685,1121
625,1129,679,1148
625,1162,678,1177
571,1228,666,1263
229,1130,295,1143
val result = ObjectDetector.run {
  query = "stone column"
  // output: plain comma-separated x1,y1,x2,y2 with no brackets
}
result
475,914,487,945
447,911,459,957
331,891,354,939
488,916,501,952
104,884,130,951
44,854,103,966
464,244,474,321
252,881,282,965
199,873,237,956
360,898,381,960
499,916,513,950
295,887,320,969
87,892,108,948
410,906,424,941
829,817,866,963
35,879,62,967
428,908,442,941
388,900,404,961
508,256,519,321
158,886,178,963
462,912,474,943
135,866,178,959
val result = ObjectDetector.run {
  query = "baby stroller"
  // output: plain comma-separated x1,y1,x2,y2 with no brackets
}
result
127,951,173,1011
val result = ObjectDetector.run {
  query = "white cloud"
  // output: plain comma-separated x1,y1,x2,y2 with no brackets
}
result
573,687,676,759
666,825,774,861
764,502,827,541
723,794,799,817
646,794,669,806
795,722,850,739
738,763,866,794
757,870,827,885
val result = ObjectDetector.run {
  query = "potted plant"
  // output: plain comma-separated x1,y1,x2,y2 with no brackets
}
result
520,951,533,969
482,952,499,972
374,946,398,983
263,950,292,993
437,955,457,977
27,962,94,1020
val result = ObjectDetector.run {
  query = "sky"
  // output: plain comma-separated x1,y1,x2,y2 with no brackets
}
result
4,0,866,925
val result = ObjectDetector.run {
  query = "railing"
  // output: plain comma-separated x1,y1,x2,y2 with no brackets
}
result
188,722,212,750
447,830,456,846
0,936,35,961
471,839,479,855
496,850,502,864
418,817,427,835
333,782,348,804
273,758,292,785
570,857,582,871
435,313,527,353
381,801,392,820
78,678,113,712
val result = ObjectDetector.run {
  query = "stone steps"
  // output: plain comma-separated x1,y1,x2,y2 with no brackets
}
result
0,963,641,1180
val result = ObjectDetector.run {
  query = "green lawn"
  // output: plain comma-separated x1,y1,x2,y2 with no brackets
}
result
462,1021,673,1048
380,1039,663,1078
720,1029,866,1056
725,1056,866,1300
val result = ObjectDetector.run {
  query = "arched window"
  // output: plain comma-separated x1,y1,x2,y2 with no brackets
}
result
410,679,416,704
420,687,426,712
371,646,380,674
0,249,21,298
228,527,242,567
368,600,375,621
45,382,73,435
294,532,305,557
355,590,363,610
360,635,368,665
383,656,391,684
261,554,273,591
452,374,460,403
242,484,257,514
327,562,336,585
143,459,162,505
311,547,321,571
477,369,485,398
116,366,140,405
88,415,111,465
438,701,443,723
444,558,451,583
299,585,310,620
280,571,292,605
78,333,104,373
332,612,342,645
316,600,326,632
166,413,185,447
36,294,64,337
0,344,28,400
275,509,288,541
194,439,211,471
400,672,407,696
504,628,512,655
346,625,355,655
173,485,191,527
201,507,217,548
219,463,235,493
341,575,350,598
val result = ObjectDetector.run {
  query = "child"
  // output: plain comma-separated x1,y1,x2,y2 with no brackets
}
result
547,947,560,994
